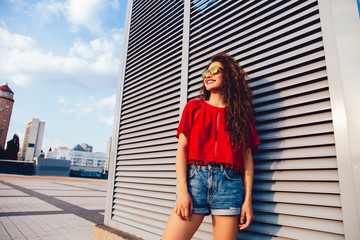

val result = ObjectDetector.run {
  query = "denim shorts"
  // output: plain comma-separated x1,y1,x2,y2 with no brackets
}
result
187,163,245,216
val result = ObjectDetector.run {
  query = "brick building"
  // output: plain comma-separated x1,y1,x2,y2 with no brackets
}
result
0,83,14,149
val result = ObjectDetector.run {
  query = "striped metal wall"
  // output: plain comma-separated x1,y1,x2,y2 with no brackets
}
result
187,0,342,239
110,0,183,237
108,0,344,239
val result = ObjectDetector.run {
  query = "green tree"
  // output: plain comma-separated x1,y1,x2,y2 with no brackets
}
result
6,134,20,160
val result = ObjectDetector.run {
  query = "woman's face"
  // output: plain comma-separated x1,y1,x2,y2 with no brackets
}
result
203,61,225,93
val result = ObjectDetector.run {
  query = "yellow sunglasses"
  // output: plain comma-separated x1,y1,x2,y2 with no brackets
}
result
202,66,224,79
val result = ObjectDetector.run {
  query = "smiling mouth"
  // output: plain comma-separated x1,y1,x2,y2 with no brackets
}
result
206,79,215,85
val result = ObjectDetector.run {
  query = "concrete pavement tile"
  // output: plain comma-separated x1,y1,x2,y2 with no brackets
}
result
0,197,62,213
40,237,56,240
0,221,12,240
10,236,27,240
23,217,49,236
52,235,68,240
33,189,106,197
0,174,107,239
0,182,12,187
0,189,28,196
42,216,62,230
9,216,38,238
0,205,11,214
0,236,12,240
42,223,61,235
0,217,25,239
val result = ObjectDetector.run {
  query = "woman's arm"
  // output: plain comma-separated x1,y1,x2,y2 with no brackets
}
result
239,147,254,230
174,133,193,221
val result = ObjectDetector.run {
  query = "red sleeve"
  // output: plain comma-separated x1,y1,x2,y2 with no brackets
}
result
176,100,198,140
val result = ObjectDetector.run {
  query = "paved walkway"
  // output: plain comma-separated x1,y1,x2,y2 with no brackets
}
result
0,174,108,240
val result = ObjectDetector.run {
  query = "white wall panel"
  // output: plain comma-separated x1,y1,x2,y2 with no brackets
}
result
109,2,184,239
188,0,341,239
105,0,352,239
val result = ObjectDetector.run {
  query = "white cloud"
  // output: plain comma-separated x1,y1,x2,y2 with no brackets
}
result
70,29,123,63
57,96,69,104
62,99,95,118
13,0,117,34
65,0,102,33
81,107,93,115
97,115,114,126
64,0,117,34
58,94,115,125
97,94,116,110
27,1,64,25
5,0,27,10
0,23,37,49
0,25,123,88
110,0,120,10
95,95,116,126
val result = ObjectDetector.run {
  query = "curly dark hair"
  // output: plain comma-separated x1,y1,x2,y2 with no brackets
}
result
199,52,255,151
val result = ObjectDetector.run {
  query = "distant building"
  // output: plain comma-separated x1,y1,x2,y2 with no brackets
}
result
46,146,69,159
0,83,14,148
20,118,45,161
105,137,112,171
34,157,71,176
80,143,93,152
46,144,107,169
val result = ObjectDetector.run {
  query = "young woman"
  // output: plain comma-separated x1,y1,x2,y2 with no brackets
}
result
162,52,260,240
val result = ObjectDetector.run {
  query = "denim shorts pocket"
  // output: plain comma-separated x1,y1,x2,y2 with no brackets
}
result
187,166,197,179
223,168,242,181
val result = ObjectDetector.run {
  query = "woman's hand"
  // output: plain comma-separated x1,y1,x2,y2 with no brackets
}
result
174,191,193,221
238,200,253,230
239,148,254,230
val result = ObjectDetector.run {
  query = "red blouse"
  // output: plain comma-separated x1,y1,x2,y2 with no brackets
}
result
176,100,260,174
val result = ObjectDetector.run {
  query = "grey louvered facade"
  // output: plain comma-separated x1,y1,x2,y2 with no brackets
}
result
103,0,360,239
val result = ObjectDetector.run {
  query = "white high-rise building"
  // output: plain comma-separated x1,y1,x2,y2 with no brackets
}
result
20,118,45,161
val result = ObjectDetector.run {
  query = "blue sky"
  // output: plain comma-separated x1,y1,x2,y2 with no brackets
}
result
0,0,128,153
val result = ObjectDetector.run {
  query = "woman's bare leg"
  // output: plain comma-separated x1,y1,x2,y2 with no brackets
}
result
212,215,239,240
162,211,205,240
